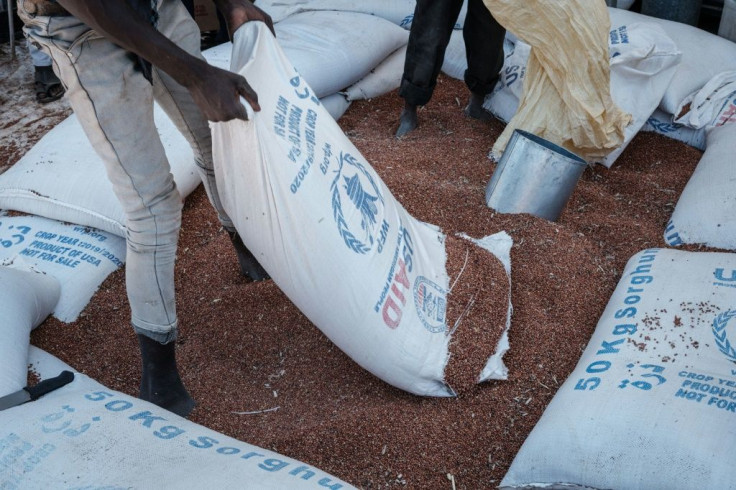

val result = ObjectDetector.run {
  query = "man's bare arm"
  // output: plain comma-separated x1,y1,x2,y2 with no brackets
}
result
213,0,274,38
55,0,268,121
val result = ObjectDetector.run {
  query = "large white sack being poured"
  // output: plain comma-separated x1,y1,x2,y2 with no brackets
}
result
211,23,512,397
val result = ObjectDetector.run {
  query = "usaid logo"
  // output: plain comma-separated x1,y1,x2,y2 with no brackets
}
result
414,276,447,333
330,152,384,254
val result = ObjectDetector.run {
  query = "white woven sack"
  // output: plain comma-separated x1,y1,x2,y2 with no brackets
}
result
0,42,248,240
0,267,59,397
482,38,529,122
609,7,736,115
0,107,200,238
665,124,736,250
0,41,285,239
484,22,681,167
673,71,736,130
1,348,354,490
254,0,417,26
212,23,512,397
273,11,409,98
501,248,736,490
253,0,467,30
204,41,351,119
343,45,407,102
641,108,706,150
319,93,352,120
0,214,125,322
202,40,233,70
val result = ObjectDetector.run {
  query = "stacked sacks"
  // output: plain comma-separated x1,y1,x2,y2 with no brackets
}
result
665,123,736,250
252,0,473,106
254,0,419,27
211,23,513,396
609,8,736,149
199,10,412,118
0,104,199,238
272,10,408,99
0,214,125,322
608,7,736,117
663,73,735,250
271,10,409,118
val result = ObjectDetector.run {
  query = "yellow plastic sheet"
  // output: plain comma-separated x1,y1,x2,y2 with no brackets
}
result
483,0,632,162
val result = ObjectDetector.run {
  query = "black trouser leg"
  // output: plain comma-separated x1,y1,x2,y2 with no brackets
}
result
399,0,464,107
463,0,506,97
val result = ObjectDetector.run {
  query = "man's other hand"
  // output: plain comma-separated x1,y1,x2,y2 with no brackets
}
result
188,62,260,122
216,0,275,39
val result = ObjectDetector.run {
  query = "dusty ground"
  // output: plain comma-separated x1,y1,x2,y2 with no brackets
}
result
1,40,712,488
0,43,71,173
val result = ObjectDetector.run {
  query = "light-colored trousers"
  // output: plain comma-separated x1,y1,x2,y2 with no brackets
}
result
19,0,235,342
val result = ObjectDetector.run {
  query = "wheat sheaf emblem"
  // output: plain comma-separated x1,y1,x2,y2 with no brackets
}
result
330,152,382,255
712,310,736,363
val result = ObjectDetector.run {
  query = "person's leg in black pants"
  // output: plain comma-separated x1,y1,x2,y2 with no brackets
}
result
181,0,195,18
396,0,463,136
462,0,506,120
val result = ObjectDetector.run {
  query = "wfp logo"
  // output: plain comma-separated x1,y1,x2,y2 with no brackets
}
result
712,310,736,363
330,152,384,254
414,277,447,333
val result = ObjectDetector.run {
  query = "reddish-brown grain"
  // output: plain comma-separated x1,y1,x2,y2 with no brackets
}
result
25,75,709,488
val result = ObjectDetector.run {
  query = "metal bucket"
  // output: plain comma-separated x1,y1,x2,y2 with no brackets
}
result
485,130,587,222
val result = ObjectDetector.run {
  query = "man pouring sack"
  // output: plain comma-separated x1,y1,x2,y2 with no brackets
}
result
17,0,274,417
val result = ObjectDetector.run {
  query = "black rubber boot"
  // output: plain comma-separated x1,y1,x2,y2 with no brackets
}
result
396,102,419,137
138,334,195,418
228,230,270,281
464,92,493,121
34,65,65,104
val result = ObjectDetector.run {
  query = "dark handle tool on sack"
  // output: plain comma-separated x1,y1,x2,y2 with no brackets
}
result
0,370,75,411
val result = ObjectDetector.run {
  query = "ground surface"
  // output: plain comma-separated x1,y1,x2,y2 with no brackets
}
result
1,41,711,489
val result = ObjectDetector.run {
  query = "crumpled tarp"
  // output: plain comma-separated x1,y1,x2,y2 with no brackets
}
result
483,0,632,162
